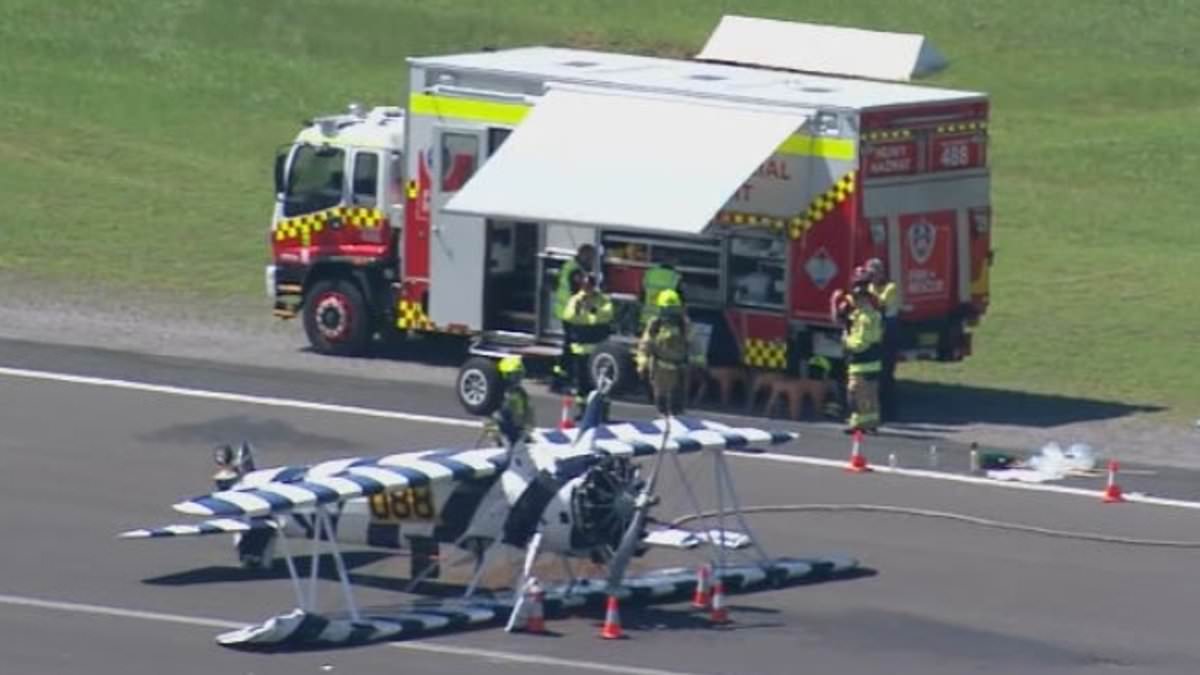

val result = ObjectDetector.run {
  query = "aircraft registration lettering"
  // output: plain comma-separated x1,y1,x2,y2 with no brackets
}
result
368,487,436,522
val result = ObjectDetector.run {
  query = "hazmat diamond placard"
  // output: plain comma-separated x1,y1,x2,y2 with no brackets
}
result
805,248,838,289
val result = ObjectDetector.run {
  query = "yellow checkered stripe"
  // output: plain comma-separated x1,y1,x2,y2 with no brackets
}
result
719,171,855,241
716,211,795,235
743,338,787,370
396,299,435,331
791,171,855,239
862,129,913,142
936,121,987,134
274,207,386,245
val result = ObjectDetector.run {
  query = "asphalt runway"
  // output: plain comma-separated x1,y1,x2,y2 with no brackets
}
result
2,341,1200,674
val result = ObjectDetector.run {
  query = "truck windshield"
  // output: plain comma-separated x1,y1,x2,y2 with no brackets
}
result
283,145,345,217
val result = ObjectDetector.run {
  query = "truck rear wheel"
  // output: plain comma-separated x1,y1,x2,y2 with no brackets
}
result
590,342,634,396
303,279,370,356
457,356,502,416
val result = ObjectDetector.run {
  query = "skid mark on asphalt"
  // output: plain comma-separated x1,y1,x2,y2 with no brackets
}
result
4,364,1200,512
0,593,700,675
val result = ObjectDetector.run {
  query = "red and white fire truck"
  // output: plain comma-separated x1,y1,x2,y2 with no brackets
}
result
267,18,993,413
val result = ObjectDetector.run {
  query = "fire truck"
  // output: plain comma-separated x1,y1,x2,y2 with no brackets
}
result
267,18,993,414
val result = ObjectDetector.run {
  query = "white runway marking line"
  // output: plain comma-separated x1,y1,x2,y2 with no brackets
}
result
390,642,701,675
0,593,243,630
0,593,700,675
735,452,1200,512
0,365,482,428
4,364,1200,511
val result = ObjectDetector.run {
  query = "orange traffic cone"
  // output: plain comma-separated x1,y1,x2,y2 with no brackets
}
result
709,580,730,625
599,594,625,639
846,429,871,473
524,580,546,634
1102,459,1125,503
691,564,711,609
558,396,576,430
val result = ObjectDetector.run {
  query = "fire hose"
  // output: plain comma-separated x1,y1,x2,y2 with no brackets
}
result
671,504,1200,549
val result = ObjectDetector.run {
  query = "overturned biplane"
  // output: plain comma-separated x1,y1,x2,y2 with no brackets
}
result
121,395,863,649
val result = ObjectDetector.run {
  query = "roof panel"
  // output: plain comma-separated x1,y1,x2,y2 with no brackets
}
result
410,46,980,109
696,15,948,82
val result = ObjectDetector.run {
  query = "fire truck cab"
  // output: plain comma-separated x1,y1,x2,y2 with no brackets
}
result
267,18,993,416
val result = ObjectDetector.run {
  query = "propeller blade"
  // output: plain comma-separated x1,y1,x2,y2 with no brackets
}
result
505,532,543,632
605,418,672,591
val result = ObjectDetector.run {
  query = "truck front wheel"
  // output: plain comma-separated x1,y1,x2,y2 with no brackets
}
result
590,342,634,396
457,357,502,416
303,279,370,356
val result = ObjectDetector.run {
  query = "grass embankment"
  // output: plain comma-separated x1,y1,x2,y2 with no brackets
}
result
0,1,1196,417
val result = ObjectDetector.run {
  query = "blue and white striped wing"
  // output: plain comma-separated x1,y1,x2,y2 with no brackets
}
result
119,518,276,539
173,447,507,518
530,416,795,457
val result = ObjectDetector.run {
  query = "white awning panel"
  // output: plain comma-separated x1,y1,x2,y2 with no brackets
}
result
444,87,809,236
696,15,948,82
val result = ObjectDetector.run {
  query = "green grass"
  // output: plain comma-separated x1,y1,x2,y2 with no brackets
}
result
1,0,1197,417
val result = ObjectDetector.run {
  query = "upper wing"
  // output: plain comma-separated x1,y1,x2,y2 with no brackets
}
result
169,417,792,520
530,415,795,458
172,446,507,518
119,517,277,539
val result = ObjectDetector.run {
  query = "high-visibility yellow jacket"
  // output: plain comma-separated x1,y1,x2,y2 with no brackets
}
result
554,258,583,321
563,290,613,354
636,316,689,372
843,305,883,375
871,281,899,318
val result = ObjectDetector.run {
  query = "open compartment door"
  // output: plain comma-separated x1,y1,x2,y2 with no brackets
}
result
444,86,810,236
696,15,947,82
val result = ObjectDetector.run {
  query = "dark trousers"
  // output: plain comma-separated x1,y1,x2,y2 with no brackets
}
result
552,324,573,391
572,351,593,401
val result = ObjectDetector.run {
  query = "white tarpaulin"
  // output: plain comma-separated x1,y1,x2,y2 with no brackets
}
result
444,87,809,236
696,15,947,82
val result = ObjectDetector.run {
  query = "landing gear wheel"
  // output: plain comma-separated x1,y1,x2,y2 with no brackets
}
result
589,342,633,396
456,356,502,416
303,279,370,356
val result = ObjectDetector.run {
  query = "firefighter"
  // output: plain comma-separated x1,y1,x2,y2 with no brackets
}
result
552,244,596,391
483,355,535,446
842,270,883,434
639,257,683,330
636,289,690,416
562,274,613,407
865,258,900,421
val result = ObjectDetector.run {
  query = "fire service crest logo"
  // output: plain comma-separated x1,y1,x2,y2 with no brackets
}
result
907,220,936,265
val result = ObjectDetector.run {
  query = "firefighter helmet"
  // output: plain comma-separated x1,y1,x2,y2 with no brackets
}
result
656,289,681,308
497,355,524,380
808,355,832,374
656,289,683,319
864,258,885,279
